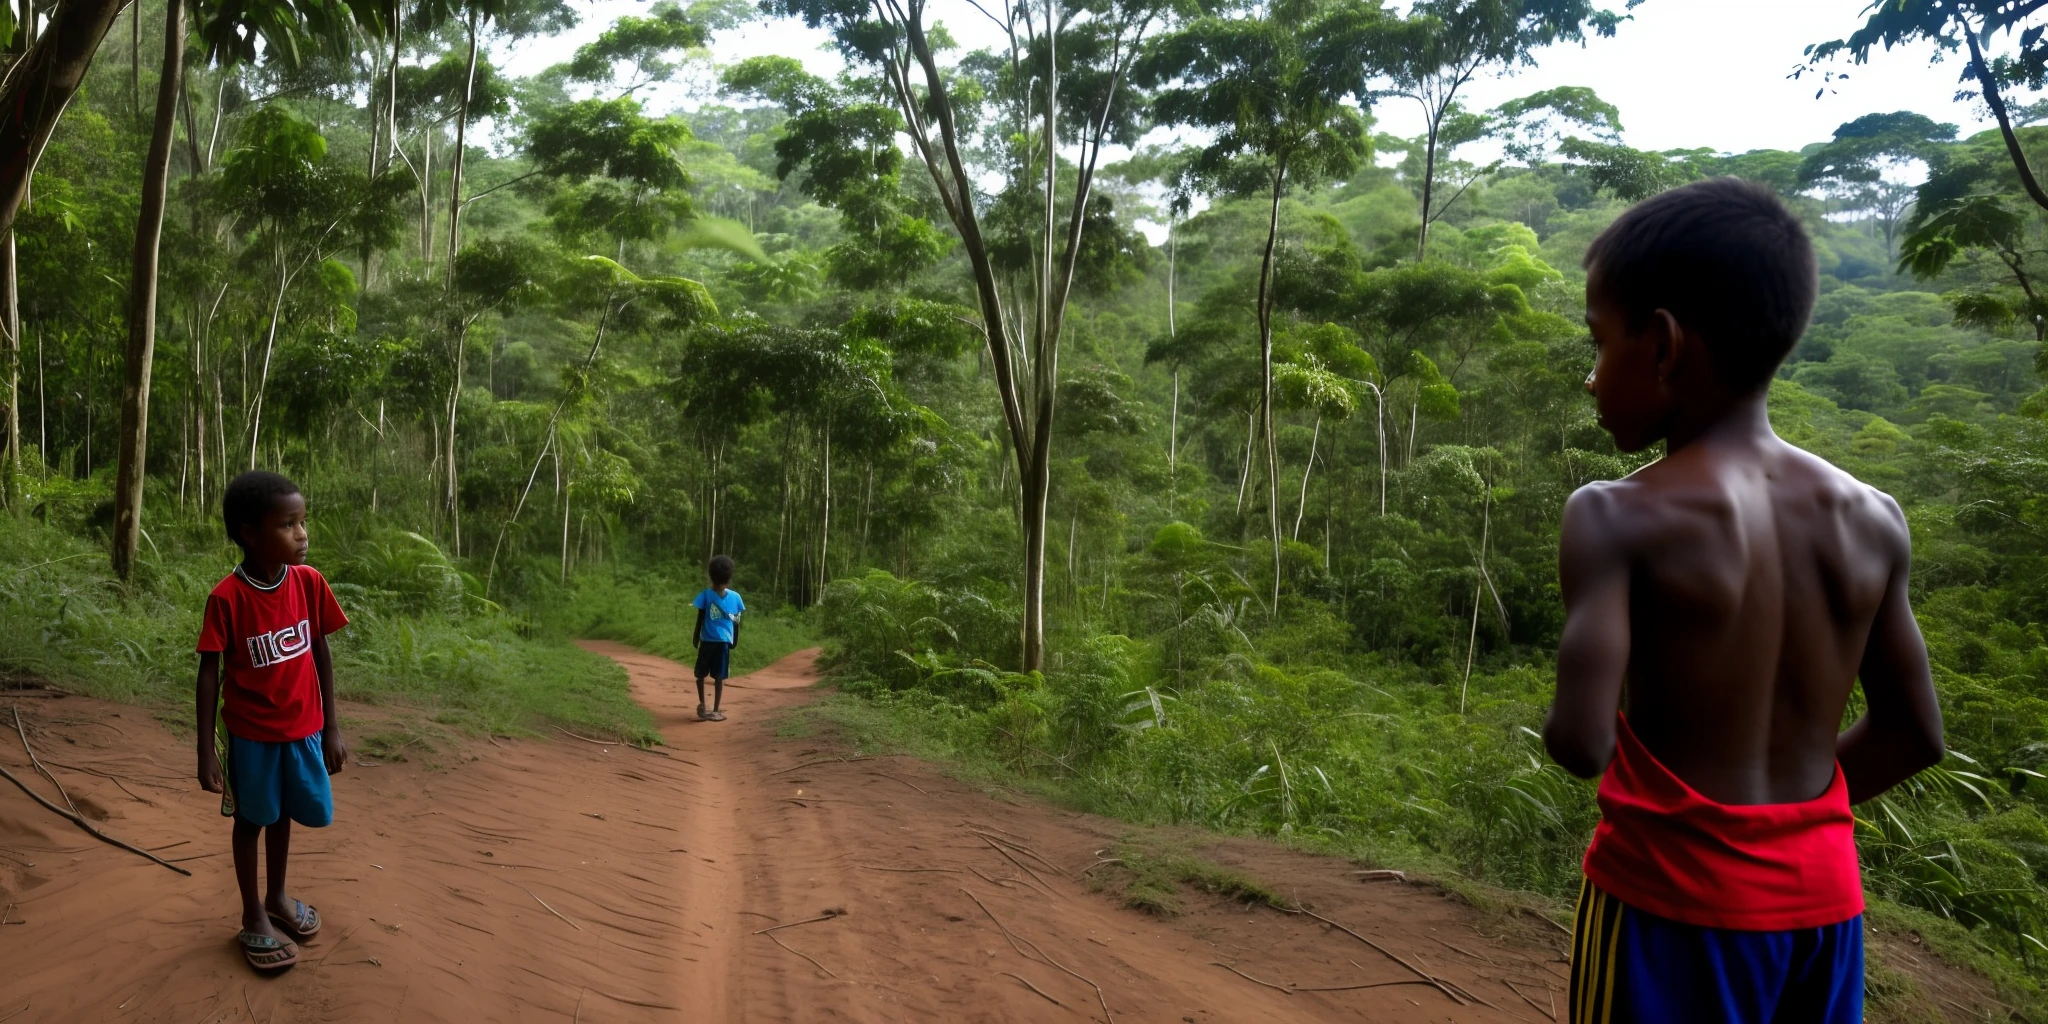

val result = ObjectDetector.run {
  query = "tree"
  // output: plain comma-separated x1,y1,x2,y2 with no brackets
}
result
1372,0,1626,259
1139,0,1375,615
1809,0,2048,215
747,0,1167,671
0,0,129,240
431,0,574,281
112,0,188,580
221,105,399,469
1799,111,1957,255
113,0,386,576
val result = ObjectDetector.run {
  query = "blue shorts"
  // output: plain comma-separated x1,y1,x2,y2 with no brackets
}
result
695,641,732,681
1571,878,1861,1023
225,731,334,828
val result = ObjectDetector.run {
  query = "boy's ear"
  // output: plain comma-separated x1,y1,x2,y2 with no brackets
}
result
1649,308,1685,384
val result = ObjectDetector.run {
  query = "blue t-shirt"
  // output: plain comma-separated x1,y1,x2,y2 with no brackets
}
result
693,588,744,644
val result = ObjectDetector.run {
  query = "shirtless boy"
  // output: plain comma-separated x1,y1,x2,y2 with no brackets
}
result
1544,178,1946,1023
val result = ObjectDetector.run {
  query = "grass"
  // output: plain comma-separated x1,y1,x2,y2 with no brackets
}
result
1088,833,1282,916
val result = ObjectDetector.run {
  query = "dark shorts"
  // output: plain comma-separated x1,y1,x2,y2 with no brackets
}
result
1571,878,1862,1023
695,641,732,681
225,731,333,828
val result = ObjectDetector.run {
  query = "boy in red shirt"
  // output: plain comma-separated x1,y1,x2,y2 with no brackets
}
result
1544,179,1945,1022
196,471,350,971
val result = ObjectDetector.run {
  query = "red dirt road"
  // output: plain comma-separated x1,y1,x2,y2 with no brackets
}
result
1,644,1580,1022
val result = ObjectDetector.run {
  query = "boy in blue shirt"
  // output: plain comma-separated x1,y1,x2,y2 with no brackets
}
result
691,555,744,722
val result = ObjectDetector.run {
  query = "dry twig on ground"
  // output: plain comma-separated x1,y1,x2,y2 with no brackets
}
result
1,712,188,876
961,887,1113,1022
520,885,584,931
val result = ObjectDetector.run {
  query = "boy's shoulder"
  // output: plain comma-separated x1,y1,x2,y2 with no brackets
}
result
1565,439,1907,556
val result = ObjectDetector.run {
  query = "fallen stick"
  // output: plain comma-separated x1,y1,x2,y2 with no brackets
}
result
979,835,1057,895
591,990,681,1011
0,755,189,876
554,727,624,747
765,930,835,978
1288,906,1463,1008
1295,977,1443,993
15,710,84,819
243,986,257,1022
968,829,1070,878
961,888,1112,1022
868,771,926,795
520,885,584,932
40,759,150,803
856,864,960,874
1081,857,1123,876
1211,962,1292,995
1350,869,1407,882
768,755,870,777
752,909,845,935
1504,979,1556,1022
1002,972,1065,1007
969,865,1021,890
0,1002,26,1023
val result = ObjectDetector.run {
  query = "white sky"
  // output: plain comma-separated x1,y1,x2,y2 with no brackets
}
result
497,0,2000,153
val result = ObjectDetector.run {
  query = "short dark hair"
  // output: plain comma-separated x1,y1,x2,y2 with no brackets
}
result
708,554,735,586
223,471,300,549
1584,177,1817,391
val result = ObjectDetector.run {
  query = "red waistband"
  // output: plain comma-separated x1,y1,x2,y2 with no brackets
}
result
1582,715,1863,931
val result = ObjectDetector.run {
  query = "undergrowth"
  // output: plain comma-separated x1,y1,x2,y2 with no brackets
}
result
0,496,653,744
806,566,2048,1021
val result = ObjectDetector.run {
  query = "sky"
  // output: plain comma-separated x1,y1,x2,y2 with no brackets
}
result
492,0,2007,238
497,0,1999,155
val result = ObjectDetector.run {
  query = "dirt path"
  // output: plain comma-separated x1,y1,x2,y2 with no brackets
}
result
2,646,1597,1021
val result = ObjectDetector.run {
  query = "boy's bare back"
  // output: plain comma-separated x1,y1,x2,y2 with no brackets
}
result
1556,418,1928,805
1543,178,1942,810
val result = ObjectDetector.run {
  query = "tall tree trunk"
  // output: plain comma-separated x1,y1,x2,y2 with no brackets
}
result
245,262,289,468
1166,213,1177,519
112,0,183,580
127,0,138,116
1417,116,1439,261
1459,472,1493,715
1,231,16,503
1292,415,1319,541
1255,167,1286,616
0,0,129,239
443,6,478,285
806,421,823,602
445,323,464,554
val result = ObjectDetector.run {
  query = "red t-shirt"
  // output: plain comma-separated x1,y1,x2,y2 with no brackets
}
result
196,564,349,743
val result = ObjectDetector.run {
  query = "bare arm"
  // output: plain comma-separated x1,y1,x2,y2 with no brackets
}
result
314,634,348,775
1545,486,1632,778
197,653,223,792
1837,499,1943,803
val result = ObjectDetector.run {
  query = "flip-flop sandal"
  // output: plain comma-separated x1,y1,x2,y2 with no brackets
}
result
697,703,711,721
706,710,727,722
268,898,320,941
238,930,299,971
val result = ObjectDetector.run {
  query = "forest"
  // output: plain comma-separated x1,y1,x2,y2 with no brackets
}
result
0,0,2044,1012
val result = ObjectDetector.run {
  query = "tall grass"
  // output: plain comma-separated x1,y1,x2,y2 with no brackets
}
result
0,485,652,743
810,567,2048,1016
